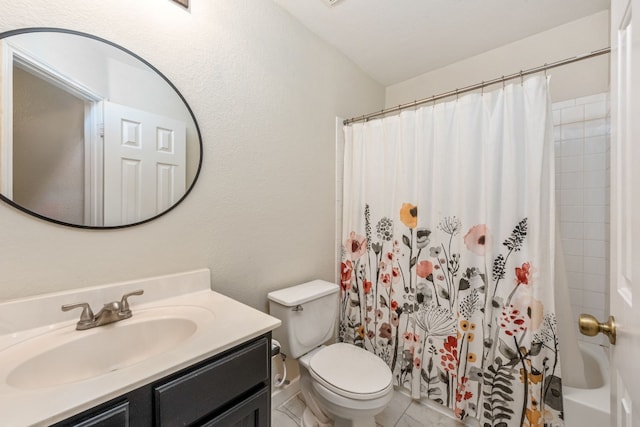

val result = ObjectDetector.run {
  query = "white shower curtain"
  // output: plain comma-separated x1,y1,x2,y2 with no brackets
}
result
339,76,564,426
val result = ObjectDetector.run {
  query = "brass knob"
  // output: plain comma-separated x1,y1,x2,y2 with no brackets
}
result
579,313,616,345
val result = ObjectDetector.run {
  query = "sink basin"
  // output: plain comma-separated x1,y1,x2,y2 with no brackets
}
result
3,306,213,389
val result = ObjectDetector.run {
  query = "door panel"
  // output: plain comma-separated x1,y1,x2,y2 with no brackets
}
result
610,0,640,425
103,101,186,226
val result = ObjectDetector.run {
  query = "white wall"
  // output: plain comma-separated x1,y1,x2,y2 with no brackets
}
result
0,0,384,310
385,11,609,107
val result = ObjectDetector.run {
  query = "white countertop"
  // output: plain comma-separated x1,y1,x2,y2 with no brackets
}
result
0,269,281,426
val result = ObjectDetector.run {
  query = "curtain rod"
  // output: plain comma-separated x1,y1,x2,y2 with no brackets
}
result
343,47,611,126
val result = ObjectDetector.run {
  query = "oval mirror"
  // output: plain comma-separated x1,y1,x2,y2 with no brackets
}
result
0,28,202,229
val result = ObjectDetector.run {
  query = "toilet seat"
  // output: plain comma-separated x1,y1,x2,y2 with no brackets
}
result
308,343,393,401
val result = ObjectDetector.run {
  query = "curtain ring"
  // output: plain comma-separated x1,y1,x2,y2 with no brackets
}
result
544,63,548,77
502,76,505,89
481,81,484,96
455,88,459,101
431,95,436,107
520,70,524,86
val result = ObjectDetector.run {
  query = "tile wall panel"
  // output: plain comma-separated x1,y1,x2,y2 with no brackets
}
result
553,92,610,345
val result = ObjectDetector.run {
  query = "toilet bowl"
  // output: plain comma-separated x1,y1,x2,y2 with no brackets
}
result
300,344,393,427
267,280,394,427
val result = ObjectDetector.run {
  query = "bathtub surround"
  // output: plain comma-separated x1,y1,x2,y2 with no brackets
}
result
552,92,611,346
340,77,563,425
562,342,610,427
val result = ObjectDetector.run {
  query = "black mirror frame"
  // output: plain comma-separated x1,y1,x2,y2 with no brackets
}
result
0,27,203,230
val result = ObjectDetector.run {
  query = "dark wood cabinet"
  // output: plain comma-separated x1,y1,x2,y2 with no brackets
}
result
52,334,271,427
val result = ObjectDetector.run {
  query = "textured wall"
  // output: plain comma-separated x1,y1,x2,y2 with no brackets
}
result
0,0,384,310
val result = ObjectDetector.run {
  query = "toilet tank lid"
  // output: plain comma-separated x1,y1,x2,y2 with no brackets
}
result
267,280,339,306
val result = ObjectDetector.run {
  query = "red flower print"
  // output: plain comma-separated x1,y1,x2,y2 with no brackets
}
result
392,267,401,283
416,260,434,278
500,304,527,336
390,300,399,311
391,312,399,327
414,357,422,369
363,280,372,294
515,262,531,285
340,260,352,291
345,231,367,260
439,335,459,374
381,273,391,287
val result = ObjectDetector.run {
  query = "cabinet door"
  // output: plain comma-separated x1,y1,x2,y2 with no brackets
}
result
202,388,269,427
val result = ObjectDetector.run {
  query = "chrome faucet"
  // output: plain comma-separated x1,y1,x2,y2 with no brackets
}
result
62,290,144,330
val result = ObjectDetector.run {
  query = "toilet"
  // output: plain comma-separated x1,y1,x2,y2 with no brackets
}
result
268,280,394,427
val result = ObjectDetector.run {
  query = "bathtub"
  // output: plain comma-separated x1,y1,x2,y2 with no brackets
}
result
563,342,610,427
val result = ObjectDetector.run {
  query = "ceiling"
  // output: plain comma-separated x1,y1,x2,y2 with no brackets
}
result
272,0,609,86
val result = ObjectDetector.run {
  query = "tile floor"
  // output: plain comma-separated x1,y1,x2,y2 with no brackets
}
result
272,390,465,427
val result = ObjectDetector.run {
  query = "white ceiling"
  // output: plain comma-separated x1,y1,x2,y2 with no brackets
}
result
272,0,609,86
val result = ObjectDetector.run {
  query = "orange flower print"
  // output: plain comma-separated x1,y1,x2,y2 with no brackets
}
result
416,260,434,278
516,262,531,285
345,231,367,260
400,203,418,229
464,224,489,255
519,367,543,385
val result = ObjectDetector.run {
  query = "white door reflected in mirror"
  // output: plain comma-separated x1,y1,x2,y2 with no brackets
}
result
0,29,201,228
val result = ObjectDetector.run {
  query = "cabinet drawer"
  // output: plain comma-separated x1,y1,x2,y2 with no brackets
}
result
55,401,130,427
154,337,269,426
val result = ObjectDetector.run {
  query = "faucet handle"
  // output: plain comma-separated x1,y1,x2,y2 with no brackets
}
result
120,289,144,317
61,302,95,328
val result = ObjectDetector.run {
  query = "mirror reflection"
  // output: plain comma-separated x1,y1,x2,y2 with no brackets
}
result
0,29,202,228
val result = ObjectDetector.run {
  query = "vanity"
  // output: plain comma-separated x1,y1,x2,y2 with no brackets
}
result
0,269,281,426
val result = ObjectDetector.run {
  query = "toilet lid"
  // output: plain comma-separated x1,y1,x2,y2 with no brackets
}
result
309,343,392,400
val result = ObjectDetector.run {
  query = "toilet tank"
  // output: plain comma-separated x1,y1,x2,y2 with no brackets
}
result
267,280,339,359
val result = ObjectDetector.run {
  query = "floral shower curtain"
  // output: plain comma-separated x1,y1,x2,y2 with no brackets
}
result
339,76,563,426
